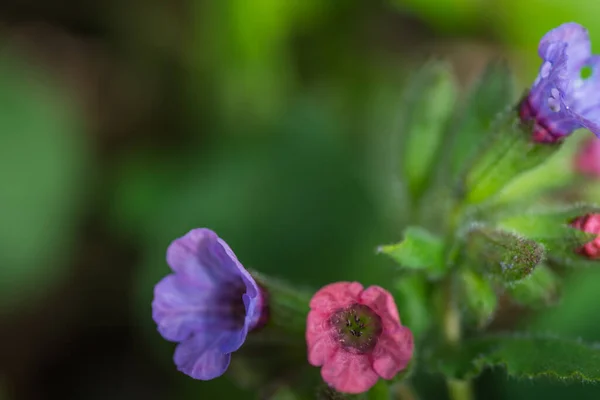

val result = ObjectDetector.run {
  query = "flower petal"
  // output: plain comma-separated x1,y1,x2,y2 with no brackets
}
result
306,310,336,366
174,334,231,380
372,326,414,379
320,350,379,394
152,274,242,342
166,228,242,286
309,282,363,313
539,23,590,75
359,285,401,324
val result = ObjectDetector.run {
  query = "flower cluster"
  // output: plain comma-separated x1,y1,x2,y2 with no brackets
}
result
521,23,600,142
148,22,600,398
152,228,414,394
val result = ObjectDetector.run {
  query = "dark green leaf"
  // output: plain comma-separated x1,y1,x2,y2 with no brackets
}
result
461,111,561,205
459,270,497,327
464,225,544,282
437,334,600,382
507,264,560,308
400,62,457,201
378,226,446,276
448,61,515,180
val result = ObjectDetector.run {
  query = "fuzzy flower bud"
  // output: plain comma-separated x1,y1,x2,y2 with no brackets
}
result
519,23,600,143
570,214,600,258
306,282,413,394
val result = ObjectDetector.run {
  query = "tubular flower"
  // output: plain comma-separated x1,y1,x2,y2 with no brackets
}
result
306,282,414,394
152,228,263,380
571,214,600,259
519,23,600,143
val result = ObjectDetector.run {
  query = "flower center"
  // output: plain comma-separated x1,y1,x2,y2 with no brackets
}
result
329,303,382,354
213,280,248,330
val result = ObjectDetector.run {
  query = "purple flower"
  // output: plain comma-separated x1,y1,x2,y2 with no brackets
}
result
520,22,600,142
152,228,263,380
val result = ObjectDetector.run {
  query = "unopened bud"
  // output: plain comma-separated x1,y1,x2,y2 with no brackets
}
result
570,214,600,259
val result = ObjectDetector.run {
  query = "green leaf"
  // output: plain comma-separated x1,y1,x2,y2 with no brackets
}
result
459,270,497,328
400,62,458,201
507,264,560,308
461,111,561,205
448,61,515,180
437,334,600,382
378,226,446,277
464,225,544,282
394,274,432,339
493,129,589,204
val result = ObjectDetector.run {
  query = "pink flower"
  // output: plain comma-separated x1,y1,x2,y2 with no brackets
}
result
571,214,600,259
574,138,600,177
306,282,414,394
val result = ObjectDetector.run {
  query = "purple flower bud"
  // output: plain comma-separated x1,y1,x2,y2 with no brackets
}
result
520,23,600,143
152,229,263,380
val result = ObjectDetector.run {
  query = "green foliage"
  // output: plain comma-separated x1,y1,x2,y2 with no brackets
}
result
401,62,457,201
460,270,497,327
437,334,600,383
0,52,89,310
462,111,561,204
366,380,391,399
394,274,432,339
448,61,515,180
494,129,588,204
464,225,544,283
507,264,560,308
378,226,446,277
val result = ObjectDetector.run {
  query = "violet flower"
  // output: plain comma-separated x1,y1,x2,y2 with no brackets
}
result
152,228,263,380
520,23,600,143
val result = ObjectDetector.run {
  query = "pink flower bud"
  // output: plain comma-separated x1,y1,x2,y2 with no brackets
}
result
574,137,600,177
571,214,600,258
306,282,414,394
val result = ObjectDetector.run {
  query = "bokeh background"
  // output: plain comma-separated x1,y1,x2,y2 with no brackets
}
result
2,1,600,399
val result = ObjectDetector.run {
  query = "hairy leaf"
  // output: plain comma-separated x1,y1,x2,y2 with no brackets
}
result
461,111,561,205
437,334,600,382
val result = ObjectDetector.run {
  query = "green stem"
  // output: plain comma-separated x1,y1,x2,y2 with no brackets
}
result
443,278,474,400
447,379,474,400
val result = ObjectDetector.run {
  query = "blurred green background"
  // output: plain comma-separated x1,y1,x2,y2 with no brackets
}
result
2,0,600,399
